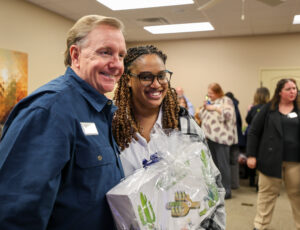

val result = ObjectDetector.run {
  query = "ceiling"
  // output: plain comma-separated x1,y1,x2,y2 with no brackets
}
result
26,0,300,42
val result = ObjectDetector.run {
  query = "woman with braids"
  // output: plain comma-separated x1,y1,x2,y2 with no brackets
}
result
112,45,225,229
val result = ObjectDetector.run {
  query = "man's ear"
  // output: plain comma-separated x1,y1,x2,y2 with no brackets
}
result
70,45,80,68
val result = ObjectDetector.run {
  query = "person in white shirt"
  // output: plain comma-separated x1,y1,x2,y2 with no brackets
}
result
112,45,226,229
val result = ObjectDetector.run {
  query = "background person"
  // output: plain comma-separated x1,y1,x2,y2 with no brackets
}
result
112,45,225,229
196,83,237,199
247,79,300,230
225,91,245,190
176,86,195,115
0,15,126,230
244,86,270,187
178,94,188,110
246,87,270,128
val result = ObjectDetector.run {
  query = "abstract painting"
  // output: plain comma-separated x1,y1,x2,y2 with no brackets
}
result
0,48,28,136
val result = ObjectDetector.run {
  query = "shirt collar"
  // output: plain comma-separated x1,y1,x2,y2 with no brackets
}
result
153,106,163,130
134,106,163,141
65,67,116,113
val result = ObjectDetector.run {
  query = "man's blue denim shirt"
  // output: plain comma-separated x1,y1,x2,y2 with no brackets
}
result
0,67,124,230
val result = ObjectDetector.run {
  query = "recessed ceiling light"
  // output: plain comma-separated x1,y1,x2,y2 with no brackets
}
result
293,15,300,24
96,0,194,10
144,22,214,34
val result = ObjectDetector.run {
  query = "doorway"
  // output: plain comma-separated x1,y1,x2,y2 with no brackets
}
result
260,68,300,97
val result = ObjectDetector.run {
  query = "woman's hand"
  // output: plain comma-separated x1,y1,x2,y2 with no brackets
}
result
194,107,202,126
205,104,215,111
204,104,222,114
247,157,257,169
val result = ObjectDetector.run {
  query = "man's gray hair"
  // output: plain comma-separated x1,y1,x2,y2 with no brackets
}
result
64,15,124,67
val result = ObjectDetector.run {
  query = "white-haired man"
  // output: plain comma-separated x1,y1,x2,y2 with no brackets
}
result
0,15,126,229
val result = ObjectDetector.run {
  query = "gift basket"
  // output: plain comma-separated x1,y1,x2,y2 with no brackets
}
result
107,131,222,230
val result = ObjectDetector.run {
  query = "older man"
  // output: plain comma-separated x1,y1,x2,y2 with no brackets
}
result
0,15,126,230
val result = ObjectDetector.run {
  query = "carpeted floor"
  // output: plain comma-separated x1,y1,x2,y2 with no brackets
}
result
225,179,296,230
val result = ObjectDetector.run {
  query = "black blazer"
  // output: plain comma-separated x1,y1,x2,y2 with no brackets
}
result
246,102,300,178
245,104,264,125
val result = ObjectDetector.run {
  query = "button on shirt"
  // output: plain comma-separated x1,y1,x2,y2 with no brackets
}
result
120,110,163,177
0,67,124,230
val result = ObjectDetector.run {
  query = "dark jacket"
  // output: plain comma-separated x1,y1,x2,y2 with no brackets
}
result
246,104,264,125
231,97,245,147
0,68,124,230
246,102,300,178
244,104,265,144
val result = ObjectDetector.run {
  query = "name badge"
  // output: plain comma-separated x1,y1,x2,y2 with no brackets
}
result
287,112,298,118
80,122,99,135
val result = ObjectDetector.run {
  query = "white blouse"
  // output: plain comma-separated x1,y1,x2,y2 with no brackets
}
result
120,110,164,177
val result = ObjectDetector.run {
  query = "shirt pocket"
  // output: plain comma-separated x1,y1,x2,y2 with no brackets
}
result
75,145,114,168
74,145,118,205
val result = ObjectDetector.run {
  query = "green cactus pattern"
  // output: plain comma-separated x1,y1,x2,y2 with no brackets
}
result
166,191,200,217
138,192,156,228
208,184,219,202
199,208,207,216
199,149,220,214
200,150,208,168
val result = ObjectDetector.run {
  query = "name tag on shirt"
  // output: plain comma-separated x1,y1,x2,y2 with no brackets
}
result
80,122,99,135
287,112,298,118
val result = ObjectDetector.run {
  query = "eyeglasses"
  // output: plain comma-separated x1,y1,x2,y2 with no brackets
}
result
128,70,173,86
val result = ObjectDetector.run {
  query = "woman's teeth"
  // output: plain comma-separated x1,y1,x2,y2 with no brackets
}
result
151,92,161,96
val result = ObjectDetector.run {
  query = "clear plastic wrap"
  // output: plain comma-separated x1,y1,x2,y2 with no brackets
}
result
107,130,221,230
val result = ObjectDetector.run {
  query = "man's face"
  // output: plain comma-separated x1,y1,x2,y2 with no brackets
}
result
176,87,184,97
71,24,126,94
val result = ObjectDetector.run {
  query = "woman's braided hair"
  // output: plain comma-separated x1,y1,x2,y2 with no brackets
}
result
112,45,180,150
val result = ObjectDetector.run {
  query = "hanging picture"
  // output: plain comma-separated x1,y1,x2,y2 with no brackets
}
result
0,48,28,136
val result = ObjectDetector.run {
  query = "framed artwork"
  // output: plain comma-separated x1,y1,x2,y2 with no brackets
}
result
0,48,28,136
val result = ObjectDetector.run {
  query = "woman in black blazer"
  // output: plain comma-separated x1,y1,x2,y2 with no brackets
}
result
245,87,270,187
247,78,300,230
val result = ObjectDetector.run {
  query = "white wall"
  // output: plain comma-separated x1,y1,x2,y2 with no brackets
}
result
0,0,74,93
128,34,300,122
2,0,300,124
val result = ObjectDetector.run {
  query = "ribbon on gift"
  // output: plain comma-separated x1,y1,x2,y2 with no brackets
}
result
142,153,161,168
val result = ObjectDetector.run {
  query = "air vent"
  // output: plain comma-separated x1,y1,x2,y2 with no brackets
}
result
136,17,169,25
256,0,286,7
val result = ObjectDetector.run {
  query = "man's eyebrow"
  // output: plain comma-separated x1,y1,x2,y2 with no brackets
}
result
101,46,112,50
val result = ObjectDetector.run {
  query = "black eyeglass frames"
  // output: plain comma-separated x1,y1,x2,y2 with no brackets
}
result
128,70,173,86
